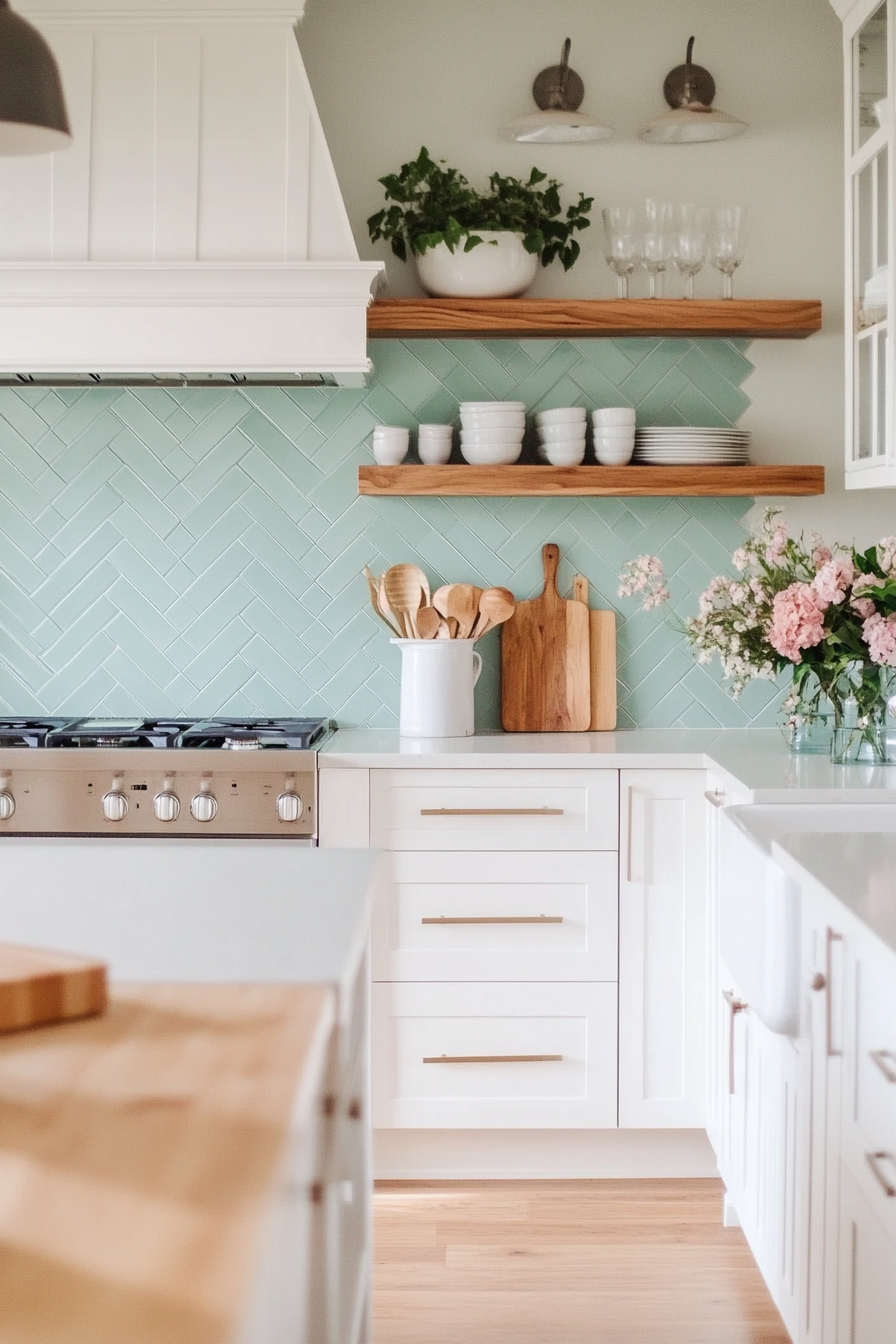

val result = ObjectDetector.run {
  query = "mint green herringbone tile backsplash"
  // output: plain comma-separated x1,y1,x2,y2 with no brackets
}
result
0,338,785,730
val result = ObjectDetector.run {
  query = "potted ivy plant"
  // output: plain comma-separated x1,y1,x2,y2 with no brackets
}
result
367,146,593,298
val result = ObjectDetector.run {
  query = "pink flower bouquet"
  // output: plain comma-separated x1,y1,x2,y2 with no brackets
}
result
619,510,896,754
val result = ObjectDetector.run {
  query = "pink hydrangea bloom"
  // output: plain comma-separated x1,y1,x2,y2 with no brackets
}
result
863,612,896,666
812,555,856,606
852,596,877,619
877,537,896,576
767,582,827,664
811,534,832,567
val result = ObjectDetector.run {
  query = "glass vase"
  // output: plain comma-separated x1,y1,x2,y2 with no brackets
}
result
830,701,888,765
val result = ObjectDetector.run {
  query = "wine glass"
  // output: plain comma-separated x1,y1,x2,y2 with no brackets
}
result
639,200,674,299
710,206,749,299
672,205,709,300
602,207,639,299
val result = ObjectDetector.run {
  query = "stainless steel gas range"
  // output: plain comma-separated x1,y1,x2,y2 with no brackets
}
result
0,717,331,842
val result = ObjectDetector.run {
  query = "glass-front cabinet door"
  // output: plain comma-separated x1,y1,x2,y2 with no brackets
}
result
846,0,896,487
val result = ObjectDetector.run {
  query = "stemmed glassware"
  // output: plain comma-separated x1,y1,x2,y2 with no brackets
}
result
639,200,674,299
710,206,749,299
672,204,710,300
602,207,639,299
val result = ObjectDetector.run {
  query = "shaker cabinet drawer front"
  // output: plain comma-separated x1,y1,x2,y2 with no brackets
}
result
372,981,618,1129
372,851,618,983
370,770,618,852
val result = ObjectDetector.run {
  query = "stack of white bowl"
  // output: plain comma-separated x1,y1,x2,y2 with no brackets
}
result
534,408,587,466
592,408,636,465
371,425,410,465
417,423,454,465
459,401,525,465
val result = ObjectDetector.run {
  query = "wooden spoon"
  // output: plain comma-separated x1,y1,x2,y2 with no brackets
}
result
378,574,406,636
432,585,453,618
363,566,402,636
446,583,482,639
472,586,516,639
416,606,441,639
383,564,429,639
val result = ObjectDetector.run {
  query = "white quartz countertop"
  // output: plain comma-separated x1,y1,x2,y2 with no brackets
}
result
0,842,381,986
772,831,896,958
321,728,896,802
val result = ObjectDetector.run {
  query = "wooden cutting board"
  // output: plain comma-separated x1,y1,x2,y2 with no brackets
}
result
501,543,591,731
572,576,618,731
0,942,107,1034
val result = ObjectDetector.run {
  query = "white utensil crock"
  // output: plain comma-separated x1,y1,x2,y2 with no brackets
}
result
392,638,482,737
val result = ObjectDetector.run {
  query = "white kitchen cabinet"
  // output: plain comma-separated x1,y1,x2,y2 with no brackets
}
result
372,980,618,1129
837,1166,896,1341
839,0,896,487
618,770,708,1128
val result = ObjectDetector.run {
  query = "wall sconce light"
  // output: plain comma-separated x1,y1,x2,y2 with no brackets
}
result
640,36,747,144
0,0,71,155
501,38,612,144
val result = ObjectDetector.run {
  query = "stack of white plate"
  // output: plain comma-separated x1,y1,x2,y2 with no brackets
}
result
459,401,525,465
633,426,751,466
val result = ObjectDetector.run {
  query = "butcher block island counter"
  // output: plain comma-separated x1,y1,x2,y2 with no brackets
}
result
0,983,333,1344
0,849,384,1344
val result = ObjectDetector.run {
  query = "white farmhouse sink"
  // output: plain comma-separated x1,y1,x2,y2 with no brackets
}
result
718,803,896,1036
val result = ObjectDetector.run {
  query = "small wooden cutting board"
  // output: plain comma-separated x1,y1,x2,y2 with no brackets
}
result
0,943,108,1034
572,576,618,731
501,543,591,731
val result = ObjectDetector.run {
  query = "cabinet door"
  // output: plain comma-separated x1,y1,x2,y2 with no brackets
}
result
844,0,896,488
837,1164,896,1343
372,981,618,1129
619,770,707,1127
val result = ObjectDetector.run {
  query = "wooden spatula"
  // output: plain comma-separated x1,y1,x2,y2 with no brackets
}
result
501,543,591,732
446,583,482,639
383,564,428,639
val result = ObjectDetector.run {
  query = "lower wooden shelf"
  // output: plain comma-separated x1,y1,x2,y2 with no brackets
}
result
358,464,825,498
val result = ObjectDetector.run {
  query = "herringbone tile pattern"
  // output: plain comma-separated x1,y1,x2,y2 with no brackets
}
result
0,337,784,729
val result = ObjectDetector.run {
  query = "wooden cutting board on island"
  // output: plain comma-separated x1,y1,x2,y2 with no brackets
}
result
501,543,591,731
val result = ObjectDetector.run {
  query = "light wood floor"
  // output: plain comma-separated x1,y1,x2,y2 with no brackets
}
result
373,1178,790,1344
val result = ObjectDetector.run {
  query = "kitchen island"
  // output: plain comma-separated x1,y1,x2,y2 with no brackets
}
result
0,850,383,1344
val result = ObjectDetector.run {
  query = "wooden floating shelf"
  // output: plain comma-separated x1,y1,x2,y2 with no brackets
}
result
367,298,823,341
359,464,826,498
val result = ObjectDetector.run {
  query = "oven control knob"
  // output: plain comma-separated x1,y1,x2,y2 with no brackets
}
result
154,791,180,823
0,791,15,821
102,791,128,823
277,791,304,824
191,791,218,823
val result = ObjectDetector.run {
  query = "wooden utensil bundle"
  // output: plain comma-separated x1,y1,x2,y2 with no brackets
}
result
364,566,515,641
500,543,617,732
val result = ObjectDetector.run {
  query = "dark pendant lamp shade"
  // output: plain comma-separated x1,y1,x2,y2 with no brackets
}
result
0,0,71,155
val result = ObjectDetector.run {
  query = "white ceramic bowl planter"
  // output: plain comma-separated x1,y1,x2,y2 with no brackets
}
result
415,231,539,298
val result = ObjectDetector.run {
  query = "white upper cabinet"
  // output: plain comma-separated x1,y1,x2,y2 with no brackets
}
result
842,0,896,487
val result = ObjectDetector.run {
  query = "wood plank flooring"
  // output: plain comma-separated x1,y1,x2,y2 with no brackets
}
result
374,1178,790,1344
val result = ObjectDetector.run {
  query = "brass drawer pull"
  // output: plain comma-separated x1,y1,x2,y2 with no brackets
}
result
423,1053,563,1064
422,915,564,925
419,807,564,817
866,1151,896,1199
870,1049,896,1084
723,990,748,1096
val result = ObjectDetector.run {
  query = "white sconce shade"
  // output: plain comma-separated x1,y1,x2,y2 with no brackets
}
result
640,36,747,145
502,38,612,144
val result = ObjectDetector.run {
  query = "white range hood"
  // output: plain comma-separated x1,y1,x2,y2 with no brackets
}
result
0,0,383,385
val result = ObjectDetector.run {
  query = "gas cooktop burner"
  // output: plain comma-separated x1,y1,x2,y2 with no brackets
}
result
0,716,332,750
0,718,78,748
178,718,330,750
46,718,195,749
